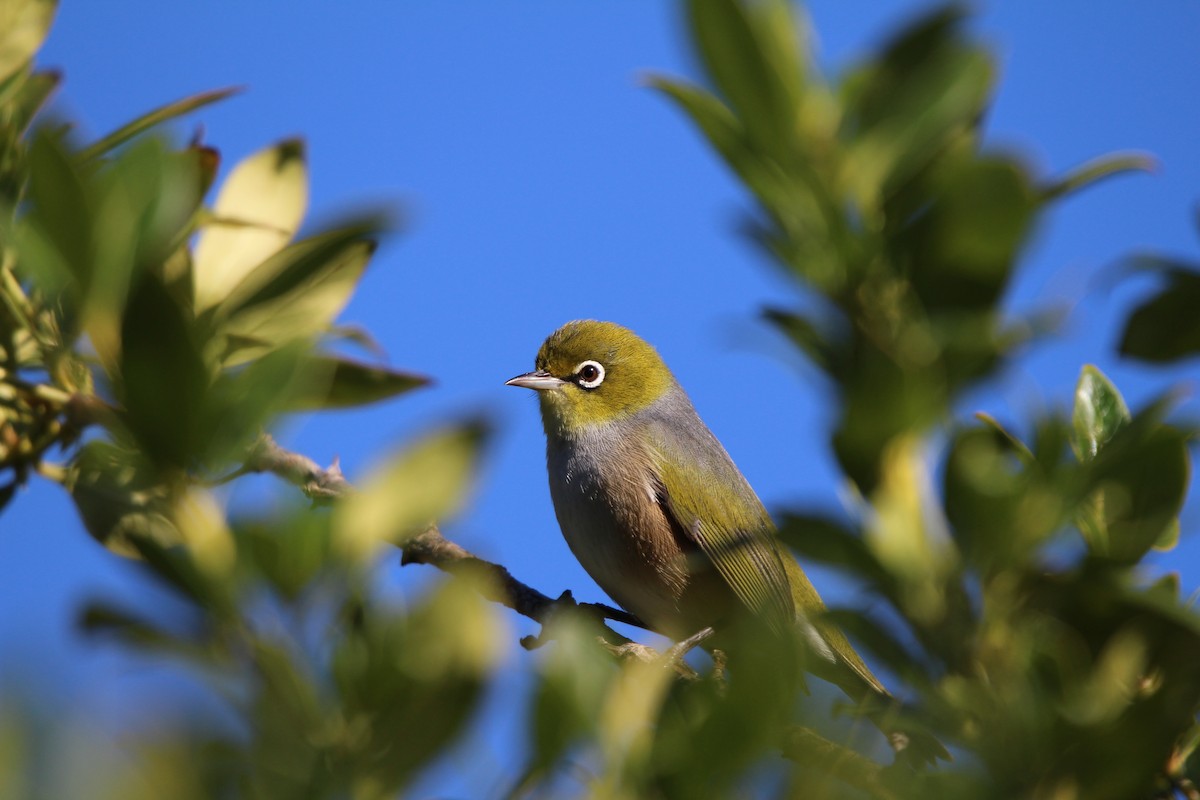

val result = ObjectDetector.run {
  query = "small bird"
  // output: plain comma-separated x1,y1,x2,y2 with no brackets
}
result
507,320,946,764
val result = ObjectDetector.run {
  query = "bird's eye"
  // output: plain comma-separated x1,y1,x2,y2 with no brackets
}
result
574,360,605,389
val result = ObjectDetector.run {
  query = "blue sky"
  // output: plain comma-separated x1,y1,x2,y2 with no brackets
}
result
4,1,1200,793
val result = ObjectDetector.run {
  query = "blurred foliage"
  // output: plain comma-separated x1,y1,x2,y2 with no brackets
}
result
1,0,1199,798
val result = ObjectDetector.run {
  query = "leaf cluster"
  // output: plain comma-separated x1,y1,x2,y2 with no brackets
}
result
0,2,496,797
637,1,1200,797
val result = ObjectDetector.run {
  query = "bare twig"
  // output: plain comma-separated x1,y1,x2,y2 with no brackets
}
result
244,434,352,501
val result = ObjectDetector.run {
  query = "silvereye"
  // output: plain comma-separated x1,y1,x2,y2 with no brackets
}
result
507,320,947,765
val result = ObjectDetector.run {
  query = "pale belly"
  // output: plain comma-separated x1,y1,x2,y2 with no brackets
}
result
546,438,733,639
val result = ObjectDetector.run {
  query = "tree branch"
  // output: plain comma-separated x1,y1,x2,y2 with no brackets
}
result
244,433,650,644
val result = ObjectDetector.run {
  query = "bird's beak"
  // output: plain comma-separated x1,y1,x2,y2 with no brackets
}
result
505,370,565,391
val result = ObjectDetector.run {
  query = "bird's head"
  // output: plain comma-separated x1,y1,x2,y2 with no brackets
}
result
506,320,675,437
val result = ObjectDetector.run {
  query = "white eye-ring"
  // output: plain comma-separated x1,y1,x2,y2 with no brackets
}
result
574,360,605,389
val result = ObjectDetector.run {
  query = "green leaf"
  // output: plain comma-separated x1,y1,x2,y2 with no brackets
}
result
331,580,503,794
840,7,993,207
118,274,209,470
529,612,618,773
17,132,207,360
944,426,1065,570
284,354,430,412
68,440,177,556
900,155,1038,312
8,67,58,134
1040,152,1157,202
1119,264,1200,363
192,138,308,311
78,86,240,162
974,411,1034,465
0,0,56,85
1077,424,1190,565
212,221,386,365
20,129,93,292
202,343,311,466
1153,518,1180,553
1071,365,1130,462
335,420,489,556
687,0,805,164
78,601,199,655
237,511,336,600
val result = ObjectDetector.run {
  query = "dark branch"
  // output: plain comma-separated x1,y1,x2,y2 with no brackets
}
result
245,433,650,642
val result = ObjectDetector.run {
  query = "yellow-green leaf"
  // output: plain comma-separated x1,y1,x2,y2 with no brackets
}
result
335,421,488,557
192,138,308,311
213,223,384,365
0,0,56,85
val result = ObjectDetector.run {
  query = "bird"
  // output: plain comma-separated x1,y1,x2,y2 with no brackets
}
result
506,319,947,765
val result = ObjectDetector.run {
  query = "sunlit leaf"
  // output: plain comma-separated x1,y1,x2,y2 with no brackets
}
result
1060,626,1147,726
865,434,957,622
646,76,757,192
335,420,488,556
170,487,235,578
213,222,385,365
1153,518,1180,552
326,323,385,357
192,138,308,311
1071,365,1130,462
0,0,56,85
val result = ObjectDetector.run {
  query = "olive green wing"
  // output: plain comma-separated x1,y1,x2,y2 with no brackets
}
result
649,420,796,631
782,556,887,696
